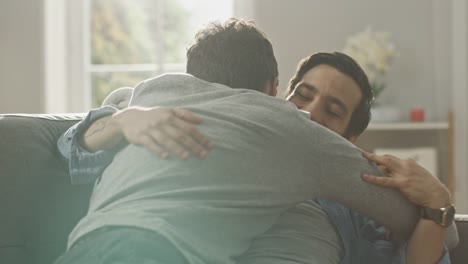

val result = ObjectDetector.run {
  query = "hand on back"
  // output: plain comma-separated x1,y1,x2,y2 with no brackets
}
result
361,152,451,209
112,106,213,160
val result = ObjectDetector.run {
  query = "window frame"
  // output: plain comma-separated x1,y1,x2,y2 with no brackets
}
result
45,0,242,112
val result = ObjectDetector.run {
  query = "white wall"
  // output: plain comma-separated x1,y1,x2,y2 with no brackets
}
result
452,0,468,212
0,0,455,118
241,0,468,211
0,0,44,113
250,0,452,122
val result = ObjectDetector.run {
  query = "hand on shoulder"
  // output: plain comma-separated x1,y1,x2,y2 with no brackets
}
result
361,152,450,209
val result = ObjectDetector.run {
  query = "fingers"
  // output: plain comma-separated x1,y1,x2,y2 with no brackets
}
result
172,108,203,124
141,130,191,159
148,108,213,159
171,117,212,148
127,107,213,160
362,174,400,188
362,151,402,172
363,152,451,207
161,125,210,159
377,164,392,176
138,134,169,159
362,152,402,187
166,108,213,158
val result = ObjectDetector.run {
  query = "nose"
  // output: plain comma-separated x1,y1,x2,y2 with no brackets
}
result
310,112,326,126
302,101,326,126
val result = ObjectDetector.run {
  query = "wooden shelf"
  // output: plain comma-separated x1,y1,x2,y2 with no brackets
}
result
363,112,454,201
367,122,449,131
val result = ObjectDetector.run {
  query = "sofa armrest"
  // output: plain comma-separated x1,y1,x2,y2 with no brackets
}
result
0,114,92,264
450,214,468,263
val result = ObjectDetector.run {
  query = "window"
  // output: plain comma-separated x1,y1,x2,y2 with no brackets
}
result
88,0,233,107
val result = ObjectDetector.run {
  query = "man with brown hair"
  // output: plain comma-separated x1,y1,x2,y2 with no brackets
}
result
55,20,432,264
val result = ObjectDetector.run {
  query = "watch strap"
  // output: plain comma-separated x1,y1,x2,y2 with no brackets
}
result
420,204,455,227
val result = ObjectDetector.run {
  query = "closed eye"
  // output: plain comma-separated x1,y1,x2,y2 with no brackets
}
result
296,92,310,100
327,110,341,118
327,105,344,119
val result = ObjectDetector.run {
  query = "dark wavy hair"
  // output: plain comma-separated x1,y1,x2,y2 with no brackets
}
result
287,52,374,137
186,18,278,92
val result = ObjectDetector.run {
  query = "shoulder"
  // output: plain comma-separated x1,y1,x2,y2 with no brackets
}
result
102,87,133,108
142,73,208,88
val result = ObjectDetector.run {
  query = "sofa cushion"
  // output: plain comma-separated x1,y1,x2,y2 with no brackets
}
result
451,214,468,263
0,114,92,264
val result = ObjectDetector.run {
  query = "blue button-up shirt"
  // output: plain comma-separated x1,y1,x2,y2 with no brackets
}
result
317,198,450,264
57,106,119,185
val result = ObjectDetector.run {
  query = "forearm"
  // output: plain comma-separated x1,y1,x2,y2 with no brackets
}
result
80,114,125,153
406,219,445,264
406,195,452,264
56,106,121,184
80,86,133,153
316,147,419,244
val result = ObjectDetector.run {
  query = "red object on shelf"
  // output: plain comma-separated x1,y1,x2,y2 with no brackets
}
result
410,108,425,122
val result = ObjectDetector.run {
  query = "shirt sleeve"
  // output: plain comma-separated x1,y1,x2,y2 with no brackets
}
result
391,241,451,264
57,106,120,185
320,199,451,264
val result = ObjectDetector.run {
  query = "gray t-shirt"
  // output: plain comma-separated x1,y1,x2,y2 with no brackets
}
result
237,200,343,264
68,74,418,264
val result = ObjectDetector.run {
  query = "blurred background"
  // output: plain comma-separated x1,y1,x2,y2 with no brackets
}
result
1,0,467,211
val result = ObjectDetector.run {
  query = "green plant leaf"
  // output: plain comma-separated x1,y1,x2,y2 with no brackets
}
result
371,81,386,99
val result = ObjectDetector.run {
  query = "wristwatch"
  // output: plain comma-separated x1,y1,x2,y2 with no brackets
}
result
420,204,456,227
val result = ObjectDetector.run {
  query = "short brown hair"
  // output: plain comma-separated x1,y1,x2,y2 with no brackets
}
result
187,18,278,92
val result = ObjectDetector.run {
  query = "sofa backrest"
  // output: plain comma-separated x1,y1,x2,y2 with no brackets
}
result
0,114,92,264
1,114,467,264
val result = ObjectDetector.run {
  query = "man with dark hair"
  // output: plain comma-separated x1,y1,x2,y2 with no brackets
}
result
67,19,278,161
55,20,434,264
186,20,278,94
287,52,373,138
238,52,453,264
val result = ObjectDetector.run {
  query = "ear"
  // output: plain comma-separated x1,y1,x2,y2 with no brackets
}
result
347,134,360,144
267,78,279,97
